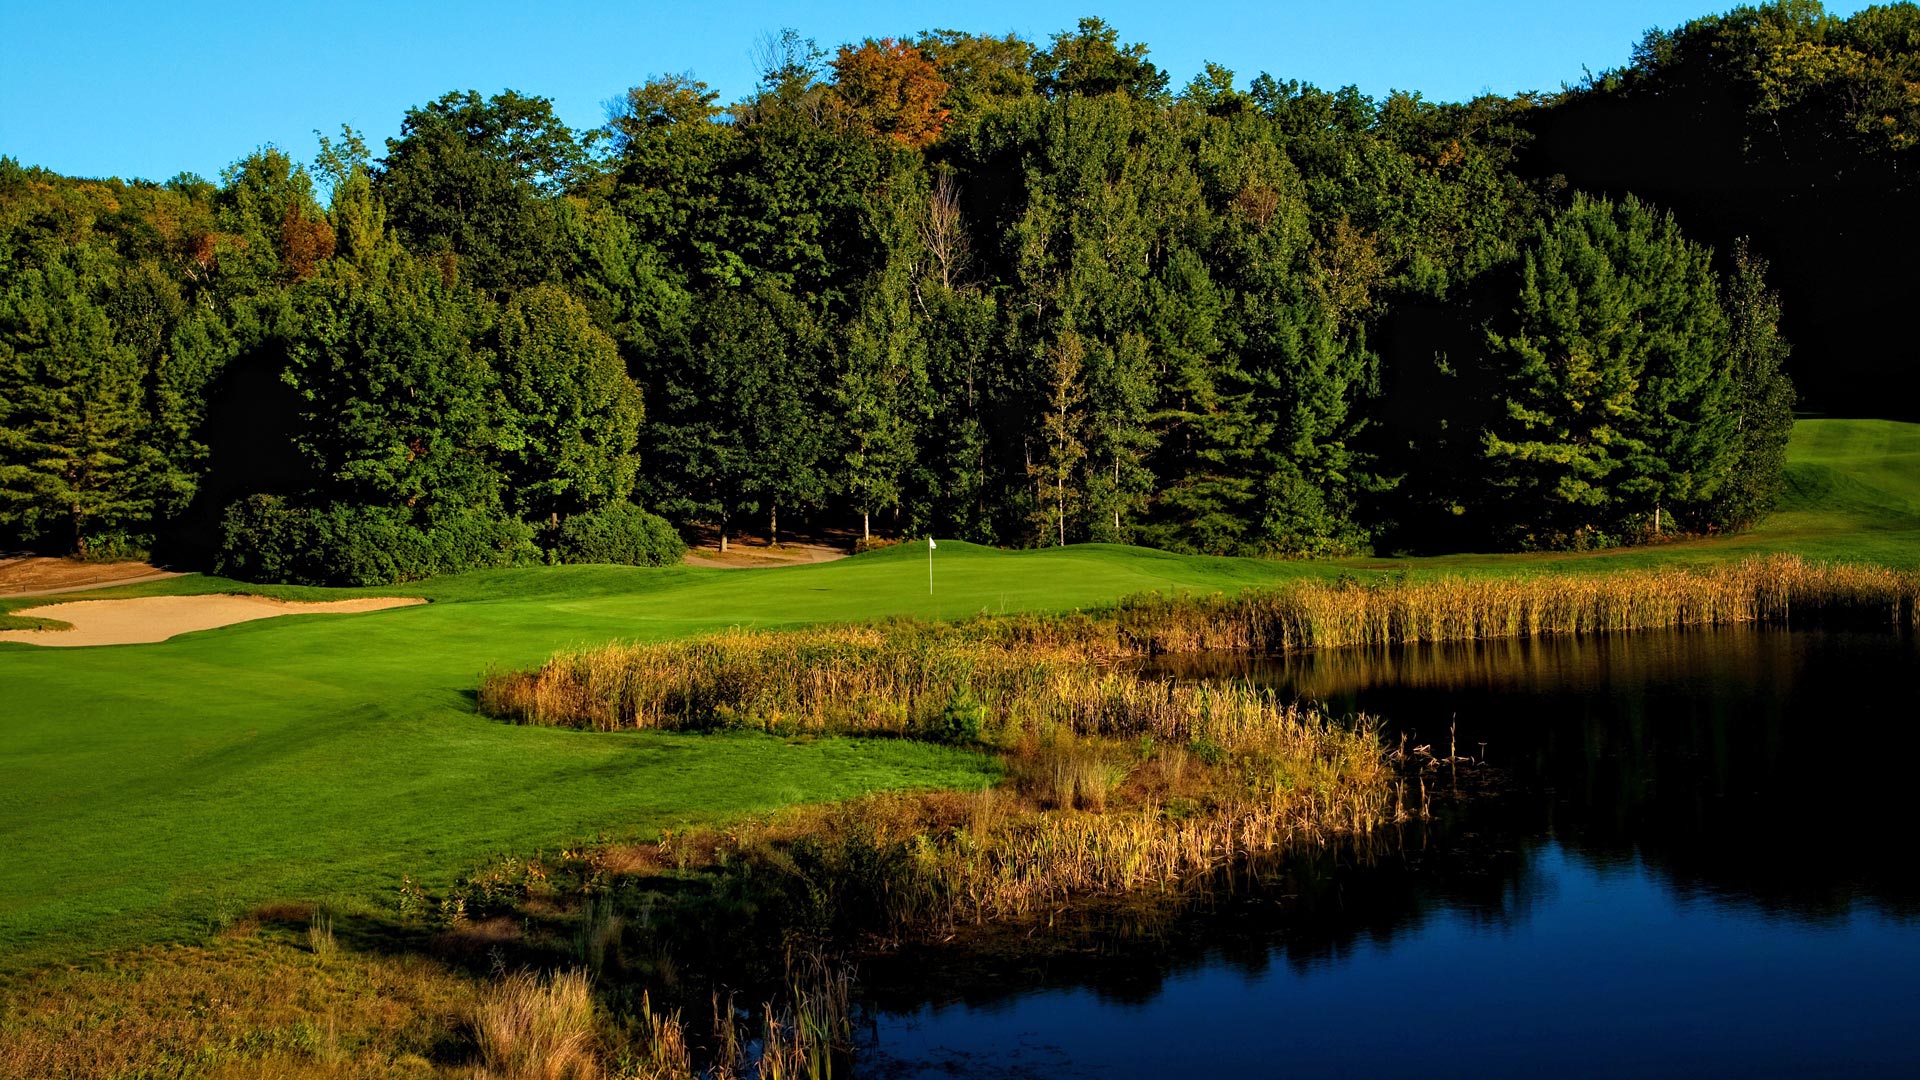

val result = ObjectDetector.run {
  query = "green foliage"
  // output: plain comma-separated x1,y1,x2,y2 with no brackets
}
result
282,246,499,516
552,503,687,567
1710,240,1798,530
1032,17,1169,100
0,256,157,554
6,13,1842,574
927,686,988,745
1536,2,1920,416
1469,194,1736,548
215,494,537,585
494,283,644,523
377,89,583,294
639,280,833,544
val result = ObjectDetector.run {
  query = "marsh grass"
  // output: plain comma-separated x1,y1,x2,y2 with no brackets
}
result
471,968,598,1080
481,556,1916,739
1103,554,1920,652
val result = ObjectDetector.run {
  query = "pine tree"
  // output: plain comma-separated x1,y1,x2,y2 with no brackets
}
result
1709,239,1797,530
1473,195,1735,547
1028,333,1088,546
0,260,155,553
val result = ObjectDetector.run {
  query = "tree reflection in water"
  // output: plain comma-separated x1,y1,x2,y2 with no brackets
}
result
860,627,1920,1078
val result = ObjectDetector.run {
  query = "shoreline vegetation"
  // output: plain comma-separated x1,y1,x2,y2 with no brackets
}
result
7,557,1918,1077
397,553,1917,1076
481,554,1917,737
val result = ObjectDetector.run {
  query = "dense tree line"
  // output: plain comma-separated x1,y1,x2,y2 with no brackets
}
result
1525,0,1920,416
0,8,1850,581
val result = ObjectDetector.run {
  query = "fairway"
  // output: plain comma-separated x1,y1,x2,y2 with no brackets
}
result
2,418,1916,968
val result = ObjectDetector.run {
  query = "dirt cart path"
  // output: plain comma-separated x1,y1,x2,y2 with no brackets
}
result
0,556,185,597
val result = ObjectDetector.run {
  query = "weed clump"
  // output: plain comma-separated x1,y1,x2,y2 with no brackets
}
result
472,968,598,1080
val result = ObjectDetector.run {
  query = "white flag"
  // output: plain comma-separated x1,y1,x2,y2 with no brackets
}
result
928,537,937,549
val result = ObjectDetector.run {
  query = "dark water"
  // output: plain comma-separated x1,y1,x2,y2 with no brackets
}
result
862,627,1920,1078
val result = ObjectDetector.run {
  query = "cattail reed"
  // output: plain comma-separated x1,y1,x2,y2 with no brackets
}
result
480,555,1916,736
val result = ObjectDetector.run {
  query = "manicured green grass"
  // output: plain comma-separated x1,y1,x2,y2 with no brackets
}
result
0,543,1322,969
2,418,1915,969
1343,418,1920,574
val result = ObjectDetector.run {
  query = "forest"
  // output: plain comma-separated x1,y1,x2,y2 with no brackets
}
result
4,2,1908,584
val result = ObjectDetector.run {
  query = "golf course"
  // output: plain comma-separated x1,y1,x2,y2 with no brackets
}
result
3,417,1915,974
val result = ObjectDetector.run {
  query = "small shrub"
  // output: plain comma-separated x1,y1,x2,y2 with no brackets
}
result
214,494,307,583
926,687,987,745
75,530,151,562
553,504,686,567
216,497,536,585
397,875,428,921
1189,735,1227,766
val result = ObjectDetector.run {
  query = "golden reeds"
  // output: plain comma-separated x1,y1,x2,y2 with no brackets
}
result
472,968,599,1080
1103,554,1918,652
481,556,1917,737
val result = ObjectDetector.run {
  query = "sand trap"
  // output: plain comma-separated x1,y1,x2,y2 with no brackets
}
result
0,594,427,647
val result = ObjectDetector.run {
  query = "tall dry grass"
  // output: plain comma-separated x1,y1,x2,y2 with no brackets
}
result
472,969,598,1080
1101,554,1919,653
481,555,1917,737
626,956,851,1080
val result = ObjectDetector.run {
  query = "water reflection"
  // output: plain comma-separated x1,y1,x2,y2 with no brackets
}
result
1157,626,1920,921
864,627,1920,1077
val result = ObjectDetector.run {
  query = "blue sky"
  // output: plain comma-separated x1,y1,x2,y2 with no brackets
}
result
0,0,1872,183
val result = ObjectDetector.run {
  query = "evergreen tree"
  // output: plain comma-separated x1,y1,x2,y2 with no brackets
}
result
838,259,926,542
1709,239,1797,530
1028,333,1088,546
1471,194,1735,547
0,258,155,553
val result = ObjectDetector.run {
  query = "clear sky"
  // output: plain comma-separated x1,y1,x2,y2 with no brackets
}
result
0,0,1872,184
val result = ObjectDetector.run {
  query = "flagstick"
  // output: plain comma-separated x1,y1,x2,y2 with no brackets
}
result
928,537,934,595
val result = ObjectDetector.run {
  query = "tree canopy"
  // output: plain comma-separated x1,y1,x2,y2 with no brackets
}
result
5,5,1878,578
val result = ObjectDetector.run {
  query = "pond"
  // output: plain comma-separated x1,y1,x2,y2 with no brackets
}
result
858,627,1920,1077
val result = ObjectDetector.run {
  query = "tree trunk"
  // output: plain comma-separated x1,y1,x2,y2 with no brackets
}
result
1654,506,1662,534
863,511,870,542
720,514,729,553
770,504,778,546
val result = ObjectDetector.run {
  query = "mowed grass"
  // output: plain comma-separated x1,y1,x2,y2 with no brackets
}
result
0,541,1324,968
1,418,1915,968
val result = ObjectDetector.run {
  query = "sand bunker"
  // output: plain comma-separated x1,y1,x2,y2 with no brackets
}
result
0,594,427,647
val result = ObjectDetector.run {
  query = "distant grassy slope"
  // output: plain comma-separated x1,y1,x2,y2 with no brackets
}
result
1,418,1914,967
1342,418,1920,573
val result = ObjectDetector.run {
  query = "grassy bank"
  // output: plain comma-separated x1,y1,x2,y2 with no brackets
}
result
0,418,1917,1076
3,420,1918,971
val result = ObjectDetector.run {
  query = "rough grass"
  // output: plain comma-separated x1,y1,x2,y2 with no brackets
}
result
471,969,597,1080
0,928,479,1079
480,555,1913,738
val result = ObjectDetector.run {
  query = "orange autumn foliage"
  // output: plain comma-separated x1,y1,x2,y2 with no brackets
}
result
279,204,335,282
830,38,951,149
